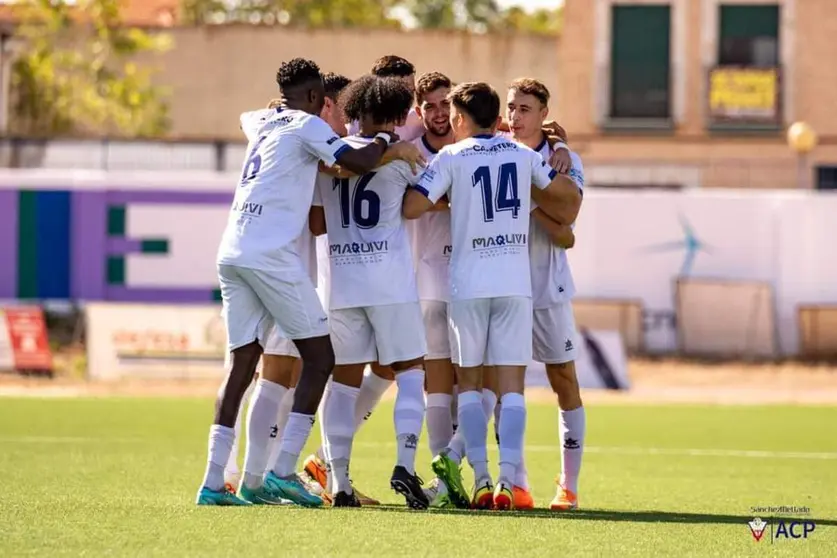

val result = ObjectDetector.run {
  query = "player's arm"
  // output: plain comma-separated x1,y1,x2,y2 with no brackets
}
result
532,208,575,249
301,117,393,176
530,152,583,226
308,180,326,236
402,153,450,220
380,142,426,174
430,195,450,211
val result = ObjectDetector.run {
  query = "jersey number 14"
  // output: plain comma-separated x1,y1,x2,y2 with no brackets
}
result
333,173,380,229
472,163,520,222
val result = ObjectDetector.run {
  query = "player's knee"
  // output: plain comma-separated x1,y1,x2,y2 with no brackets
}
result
391,357,424,373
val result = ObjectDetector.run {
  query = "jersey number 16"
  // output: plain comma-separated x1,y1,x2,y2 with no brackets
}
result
333,173,380,229
472,162,521,222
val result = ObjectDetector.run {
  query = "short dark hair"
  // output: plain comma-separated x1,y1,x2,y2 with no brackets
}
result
340,74,414,125
371,55,415,78
448,82,500,129
276,58,322,92
322,72,351,99
509,77,550,107
416,72,452,104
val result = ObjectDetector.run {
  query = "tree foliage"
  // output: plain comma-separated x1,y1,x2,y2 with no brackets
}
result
181,0,403,28
10,0,171,137
180,0,563,35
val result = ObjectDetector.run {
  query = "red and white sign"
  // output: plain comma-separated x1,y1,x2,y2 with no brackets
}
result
0,306,53,371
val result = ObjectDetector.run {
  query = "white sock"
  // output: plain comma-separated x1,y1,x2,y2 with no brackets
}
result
458,390,489,481
560,406,586,493
224,381,253,480
267,387,294,470
514,454,530,490
482,388,498,439
202,424,235,492
426,393,454,456
498,392,526,483
272,412,315,478
324,381,359,494
243,379,288,489
315,379,332,463
446,428,465,464
354,368,393,429
451,384,459,431
394,369,425,474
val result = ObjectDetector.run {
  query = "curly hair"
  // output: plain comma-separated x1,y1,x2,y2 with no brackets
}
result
322,72,351,100
416,72,452,104
275,58,322,91
340,74,414,125
371,55,415,78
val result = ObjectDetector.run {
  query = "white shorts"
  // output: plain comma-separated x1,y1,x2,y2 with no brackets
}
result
330,302,427,366
533,302,580,364
218,263,328,351
448,296,533,367
263,325,300,358
421,300,451,360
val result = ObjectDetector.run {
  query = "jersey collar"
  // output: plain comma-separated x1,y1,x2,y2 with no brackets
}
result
421,134,439,154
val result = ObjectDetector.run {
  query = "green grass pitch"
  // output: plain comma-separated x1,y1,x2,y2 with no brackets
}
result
1,397,836,556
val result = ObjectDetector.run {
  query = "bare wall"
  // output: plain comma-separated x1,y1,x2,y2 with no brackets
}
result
142,26,560,140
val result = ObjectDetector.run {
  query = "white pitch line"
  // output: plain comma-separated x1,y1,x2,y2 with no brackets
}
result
1,437,836,461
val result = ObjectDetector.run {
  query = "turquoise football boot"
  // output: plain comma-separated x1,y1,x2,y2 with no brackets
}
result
239,482,294,506
263,471,323,507
196,486,251,506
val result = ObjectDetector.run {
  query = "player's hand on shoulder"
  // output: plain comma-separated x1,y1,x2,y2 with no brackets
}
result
548,146,572,175
387,141,426,174
543,121,569,143
266,98,282,109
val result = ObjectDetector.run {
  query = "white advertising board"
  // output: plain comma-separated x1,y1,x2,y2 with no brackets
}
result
85,302,226,380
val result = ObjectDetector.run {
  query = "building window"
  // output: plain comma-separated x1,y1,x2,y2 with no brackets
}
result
609,5,671,120
719,5,780,67
817,167,837,191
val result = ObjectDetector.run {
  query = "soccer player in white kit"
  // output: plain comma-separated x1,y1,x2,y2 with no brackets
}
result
301,56,427,499
311,74,429,508
226,73,353,505
402,72,464,507
506,78,585,510
402,82,583,510
197,58,399,506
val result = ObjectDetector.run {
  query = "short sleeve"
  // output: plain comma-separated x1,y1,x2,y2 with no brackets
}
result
567,152,585,193
413,151,451,204
392,160,423,188
299,115,351,167
531,149,557,190
240,109,270,142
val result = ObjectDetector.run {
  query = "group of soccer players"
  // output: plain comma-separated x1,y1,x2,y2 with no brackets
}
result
197,54,586,512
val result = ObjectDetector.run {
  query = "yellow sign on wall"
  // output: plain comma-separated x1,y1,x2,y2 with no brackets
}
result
709,67,780,122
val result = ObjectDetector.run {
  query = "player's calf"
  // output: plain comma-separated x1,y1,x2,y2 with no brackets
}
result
389,357,430,509
269,335,334,484
546,361,585,507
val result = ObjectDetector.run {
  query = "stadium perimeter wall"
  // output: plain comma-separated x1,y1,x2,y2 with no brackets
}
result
2,171,837,358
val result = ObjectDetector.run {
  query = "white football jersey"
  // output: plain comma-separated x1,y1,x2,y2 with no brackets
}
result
217,108,349,271
409,135,452,302
416,134,556,301
317,135,421,310
347,107,424,143
238,109,318,281
528,141,585,308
